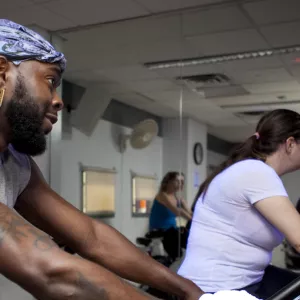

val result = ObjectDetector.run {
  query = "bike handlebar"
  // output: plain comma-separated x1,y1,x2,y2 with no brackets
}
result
267,276,300,300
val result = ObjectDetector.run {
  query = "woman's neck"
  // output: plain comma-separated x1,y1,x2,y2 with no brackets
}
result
161,189,175,196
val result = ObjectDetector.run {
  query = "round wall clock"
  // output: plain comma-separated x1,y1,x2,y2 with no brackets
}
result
193,142,203,165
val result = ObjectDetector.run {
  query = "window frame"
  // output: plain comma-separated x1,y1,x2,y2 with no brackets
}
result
80,164,117,218
131,171,158,218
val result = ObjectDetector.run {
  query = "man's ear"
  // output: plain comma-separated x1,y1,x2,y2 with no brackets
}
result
0,56,9,88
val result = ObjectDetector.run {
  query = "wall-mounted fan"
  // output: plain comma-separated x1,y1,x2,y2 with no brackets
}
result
119,119,159,153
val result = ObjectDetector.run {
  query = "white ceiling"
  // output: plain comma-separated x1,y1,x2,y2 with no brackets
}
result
4,0,300,142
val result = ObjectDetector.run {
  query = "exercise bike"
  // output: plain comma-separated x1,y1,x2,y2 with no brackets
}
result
136,229,174,267
136,229,185,299
283,199,300,272
52,236,300,300
266,276,300,300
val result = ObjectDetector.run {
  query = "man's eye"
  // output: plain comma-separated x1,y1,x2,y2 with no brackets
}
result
48,78,55,86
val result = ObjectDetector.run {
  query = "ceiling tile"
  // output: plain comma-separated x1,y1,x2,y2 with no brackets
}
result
115,92,179,117
136,0,226,13
224,103,300,119
63,14,182,48
137,38,200,63
187,29,268,55
261,21,300,48
114,92,155,106
144,88,199,105
289,65,300,78
224,104,274,114
227,68,294,84
243,81,300,94
138,103,179,117
30,0,52,3
44,0,149,26
64,70,117,83
0,0,32,10
222,56,283,72
268,104,300,114
280,52,300,67
96,65,161,82
124,79,178,93
183,6,252,37
64,45,141,71
208,125,254,142
212,94,280,106
212,91,300,107
243,0,300,26
1,4,74,30
185,107,245,126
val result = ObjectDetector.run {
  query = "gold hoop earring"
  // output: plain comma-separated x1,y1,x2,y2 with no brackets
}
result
0,88,5,108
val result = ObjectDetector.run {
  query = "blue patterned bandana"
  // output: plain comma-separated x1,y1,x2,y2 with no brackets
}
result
0,19,66,72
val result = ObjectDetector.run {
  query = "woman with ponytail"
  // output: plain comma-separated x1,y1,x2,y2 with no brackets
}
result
178,109,300,299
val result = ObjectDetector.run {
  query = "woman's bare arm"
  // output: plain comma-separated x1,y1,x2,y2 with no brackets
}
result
255,196,300,252
179,198,193,217
157,194,192,221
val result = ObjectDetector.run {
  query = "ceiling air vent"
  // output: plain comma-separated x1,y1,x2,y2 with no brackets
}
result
176,73,249,99
177,73,231,88
234,110,269,125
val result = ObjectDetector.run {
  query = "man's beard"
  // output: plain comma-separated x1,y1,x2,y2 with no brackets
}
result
5,75,47,156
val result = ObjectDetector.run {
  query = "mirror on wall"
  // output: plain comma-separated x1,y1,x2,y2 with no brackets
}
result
56,3,189,246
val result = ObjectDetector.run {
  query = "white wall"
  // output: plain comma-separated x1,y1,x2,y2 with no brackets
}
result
207,150,226,168
60,119,163,243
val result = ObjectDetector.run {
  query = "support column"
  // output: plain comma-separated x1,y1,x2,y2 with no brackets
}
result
162,117,207,206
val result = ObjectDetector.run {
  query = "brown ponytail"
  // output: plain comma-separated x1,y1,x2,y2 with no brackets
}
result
192,109,300,210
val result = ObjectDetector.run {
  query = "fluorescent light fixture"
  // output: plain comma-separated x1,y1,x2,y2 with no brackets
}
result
144,45,300,70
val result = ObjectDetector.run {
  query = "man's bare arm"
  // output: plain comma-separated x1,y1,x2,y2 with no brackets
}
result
0,203,153,299
15,158,203,300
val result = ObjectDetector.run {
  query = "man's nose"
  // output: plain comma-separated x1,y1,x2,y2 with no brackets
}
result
52,92,64,112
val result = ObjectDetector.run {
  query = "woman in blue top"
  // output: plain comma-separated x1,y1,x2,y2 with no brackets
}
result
149,172,192,260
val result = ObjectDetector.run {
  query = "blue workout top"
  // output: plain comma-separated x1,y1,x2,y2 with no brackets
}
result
149,199,177,230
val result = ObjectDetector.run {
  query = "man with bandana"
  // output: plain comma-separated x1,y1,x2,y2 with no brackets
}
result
0,20,203,300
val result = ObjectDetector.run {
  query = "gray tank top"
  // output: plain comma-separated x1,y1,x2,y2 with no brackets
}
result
0,145,31,208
